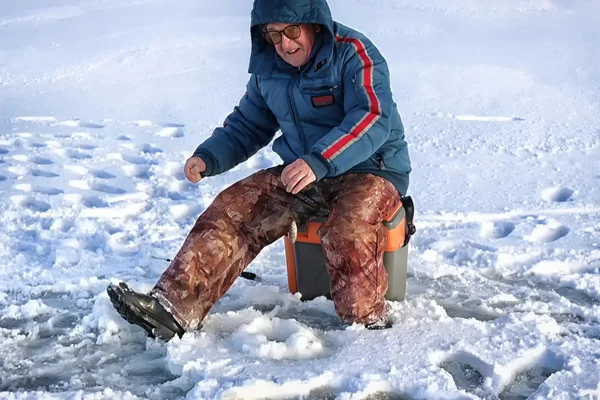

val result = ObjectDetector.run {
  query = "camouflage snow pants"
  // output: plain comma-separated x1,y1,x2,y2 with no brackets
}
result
151,166,401,331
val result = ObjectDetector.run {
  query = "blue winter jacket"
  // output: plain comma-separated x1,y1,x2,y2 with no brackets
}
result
193,0,411,195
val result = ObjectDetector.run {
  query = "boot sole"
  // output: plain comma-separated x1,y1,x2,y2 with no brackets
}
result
107,282,180,340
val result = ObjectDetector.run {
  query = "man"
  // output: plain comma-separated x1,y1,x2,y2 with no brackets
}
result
107,0,411,340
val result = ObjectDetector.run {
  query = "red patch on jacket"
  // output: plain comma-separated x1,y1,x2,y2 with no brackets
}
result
311,94,335,108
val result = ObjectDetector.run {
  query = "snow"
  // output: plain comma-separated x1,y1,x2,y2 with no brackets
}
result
1,0,599,399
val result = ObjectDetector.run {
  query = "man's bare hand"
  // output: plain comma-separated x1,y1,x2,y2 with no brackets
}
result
184,156,206,183
281,159,316,194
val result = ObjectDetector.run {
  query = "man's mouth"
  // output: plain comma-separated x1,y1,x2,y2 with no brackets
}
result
286,48,300,55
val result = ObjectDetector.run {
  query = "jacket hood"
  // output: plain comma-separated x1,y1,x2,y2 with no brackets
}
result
249,0,335,75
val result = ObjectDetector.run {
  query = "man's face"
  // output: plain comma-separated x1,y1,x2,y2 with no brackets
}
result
266,23,318,68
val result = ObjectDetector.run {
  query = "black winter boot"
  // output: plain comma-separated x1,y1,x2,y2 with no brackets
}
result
107,281,184,341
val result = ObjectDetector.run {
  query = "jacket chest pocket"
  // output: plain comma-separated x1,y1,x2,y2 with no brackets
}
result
300,84,341,109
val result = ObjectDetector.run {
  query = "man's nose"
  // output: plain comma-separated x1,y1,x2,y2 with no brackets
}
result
280,35,294,48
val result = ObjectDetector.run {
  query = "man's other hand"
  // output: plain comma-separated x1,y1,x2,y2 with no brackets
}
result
281,159,316,194
184,156,207,183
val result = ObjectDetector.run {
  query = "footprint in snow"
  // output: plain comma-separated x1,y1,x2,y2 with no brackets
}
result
11,195,51,212
163,161,186,181
64,164,108,179
81,195,109,208
65,193,109,208
541,187,574,203
68,179,126,195
133,121,184,137
79,122,104,129
91,170,116,179
480,221,515,239
133,120,184,128
30,156,54,165
31,169,59,178
154,127,184,138
90,182,127,195
122,164,152,179
48,218,75,232
54,148,93,160
525,221,569,243
139,143,163,154
36,187,63,195
0,147,9,154
14,183,63,196
59,120,104,129
13,154,57,166
67,166,115,180
158,122,185,128
122,154,157,166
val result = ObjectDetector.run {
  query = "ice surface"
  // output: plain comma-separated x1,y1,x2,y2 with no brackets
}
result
1,0,599,399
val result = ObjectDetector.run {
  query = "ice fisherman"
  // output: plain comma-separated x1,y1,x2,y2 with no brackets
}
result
107,0,412,340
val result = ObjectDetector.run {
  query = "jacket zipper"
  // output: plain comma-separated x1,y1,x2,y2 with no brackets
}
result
287,74,308,154
303,85,338,93
377,153,385,170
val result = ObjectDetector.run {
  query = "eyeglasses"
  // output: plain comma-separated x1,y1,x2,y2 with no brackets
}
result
262,24,302,45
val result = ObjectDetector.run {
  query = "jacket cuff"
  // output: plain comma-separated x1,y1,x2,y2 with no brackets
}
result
192,148,218,177
301,153,330,181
